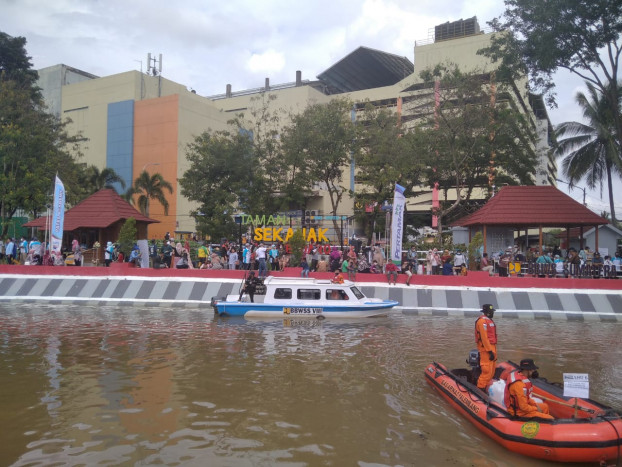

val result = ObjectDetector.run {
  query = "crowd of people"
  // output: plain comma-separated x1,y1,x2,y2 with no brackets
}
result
0,236,57,266
4,231,621,281
486,244,622,278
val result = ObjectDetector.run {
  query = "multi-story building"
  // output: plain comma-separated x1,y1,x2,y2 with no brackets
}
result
37,17,556,241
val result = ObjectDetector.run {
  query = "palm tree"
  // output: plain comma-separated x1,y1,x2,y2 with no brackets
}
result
131,171,173,217
554,81,622,222
87,166,126,192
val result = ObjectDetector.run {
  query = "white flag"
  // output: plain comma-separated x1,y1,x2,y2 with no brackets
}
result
390,183,406,267
51,176,65,254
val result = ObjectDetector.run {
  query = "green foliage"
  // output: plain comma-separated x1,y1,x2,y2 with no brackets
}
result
414,63,537,233
0,32,40,96
180,93,294,241
117,217,137,256
180,128,256,240
130,170,173,216
354,103,427,244
481,0,622,159
281,97,358,245
554,81,622,222
0,31,85,236
287,229,306,267
82,166,126,194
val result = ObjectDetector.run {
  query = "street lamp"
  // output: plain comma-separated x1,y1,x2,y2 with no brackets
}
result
556,178,586,206
234,215,243,247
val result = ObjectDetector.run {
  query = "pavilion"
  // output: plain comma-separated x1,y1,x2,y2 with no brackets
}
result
452,186,609,254
24,189,159,258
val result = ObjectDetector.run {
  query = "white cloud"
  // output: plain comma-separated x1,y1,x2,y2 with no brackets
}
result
246,49,286,75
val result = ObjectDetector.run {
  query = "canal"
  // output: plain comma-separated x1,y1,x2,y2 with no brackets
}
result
1,303,620,466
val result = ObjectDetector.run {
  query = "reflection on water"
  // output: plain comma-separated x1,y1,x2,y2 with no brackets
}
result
0,303,620,466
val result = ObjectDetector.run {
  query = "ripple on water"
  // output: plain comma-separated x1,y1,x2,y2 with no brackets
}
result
1,304,620,466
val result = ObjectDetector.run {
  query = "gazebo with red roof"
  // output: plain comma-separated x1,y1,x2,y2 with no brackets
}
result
24,189,159,257
453,186,609,253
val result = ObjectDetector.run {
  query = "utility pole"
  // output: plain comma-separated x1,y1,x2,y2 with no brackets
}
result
556,179,586,206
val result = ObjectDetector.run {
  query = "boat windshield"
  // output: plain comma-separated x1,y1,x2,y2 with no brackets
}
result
326,289,349,300
350,287,365,299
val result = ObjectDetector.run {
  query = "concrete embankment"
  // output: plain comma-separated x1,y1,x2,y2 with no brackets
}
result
1,265,620,321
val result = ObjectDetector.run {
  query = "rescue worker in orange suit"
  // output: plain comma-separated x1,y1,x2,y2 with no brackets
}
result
504,359,554,419
475,304,497,390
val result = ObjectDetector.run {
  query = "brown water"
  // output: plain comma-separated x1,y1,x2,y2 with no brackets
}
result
0,303,620,467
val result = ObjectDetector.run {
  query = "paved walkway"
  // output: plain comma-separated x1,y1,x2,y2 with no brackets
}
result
1,269,620,321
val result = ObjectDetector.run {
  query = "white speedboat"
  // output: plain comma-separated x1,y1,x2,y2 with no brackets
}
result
211,276,398,318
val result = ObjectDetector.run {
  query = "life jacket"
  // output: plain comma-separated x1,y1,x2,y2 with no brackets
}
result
474,315,497,346
503,370,533,413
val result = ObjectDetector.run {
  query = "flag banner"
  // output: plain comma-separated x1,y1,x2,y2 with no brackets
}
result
390,183,406,267
51,176,65,254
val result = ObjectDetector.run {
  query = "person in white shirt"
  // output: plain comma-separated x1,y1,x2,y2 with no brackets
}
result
256,243,267,278
453,249,467,275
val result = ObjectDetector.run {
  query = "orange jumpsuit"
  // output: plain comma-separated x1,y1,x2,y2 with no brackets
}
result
505,372,554,419
475,315,497,390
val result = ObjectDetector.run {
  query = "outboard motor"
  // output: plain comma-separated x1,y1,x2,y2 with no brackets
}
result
466,349,480,368
466,349,481,386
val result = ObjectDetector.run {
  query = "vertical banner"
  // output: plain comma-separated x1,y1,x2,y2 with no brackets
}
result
51,176,65,254
390,183,406,267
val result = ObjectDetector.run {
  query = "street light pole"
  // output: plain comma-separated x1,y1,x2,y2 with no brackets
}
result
556,178,586,206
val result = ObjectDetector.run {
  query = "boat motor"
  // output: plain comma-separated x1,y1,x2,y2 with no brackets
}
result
466,349,481,386
466,349,480,368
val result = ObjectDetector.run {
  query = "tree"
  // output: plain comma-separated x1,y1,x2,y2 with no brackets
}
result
180,129,256,240
117,217,137,257
227,93,299,213
287,229,306,267
180,93,299,241
480,0,622,151
0,32,39,95
281,98,358,246
354,103,426,244
414,64,537,234
85,166,126,193
554,81,622,222
0,31,84,236
130,170,173,217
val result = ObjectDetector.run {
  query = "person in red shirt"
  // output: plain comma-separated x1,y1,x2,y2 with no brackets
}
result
385,259,399,285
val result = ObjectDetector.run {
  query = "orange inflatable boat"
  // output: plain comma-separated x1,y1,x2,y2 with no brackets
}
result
425,359,622,464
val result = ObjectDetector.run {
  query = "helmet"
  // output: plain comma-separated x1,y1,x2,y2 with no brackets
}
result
482,304,495,318
519,359,538,371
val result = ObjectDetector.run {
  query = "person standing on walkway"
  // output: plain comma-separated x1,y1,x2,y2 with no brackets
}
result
256,243,268,278
475,304,497,391
104,241,114,267
5,238,16,264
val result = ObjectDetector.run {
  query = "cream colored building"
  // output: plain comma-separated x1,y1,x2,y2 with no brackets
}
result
37,17,555,241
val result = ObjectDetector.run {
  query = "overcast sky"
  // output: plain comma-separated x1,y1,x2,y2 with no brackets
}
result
2,0,619,216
